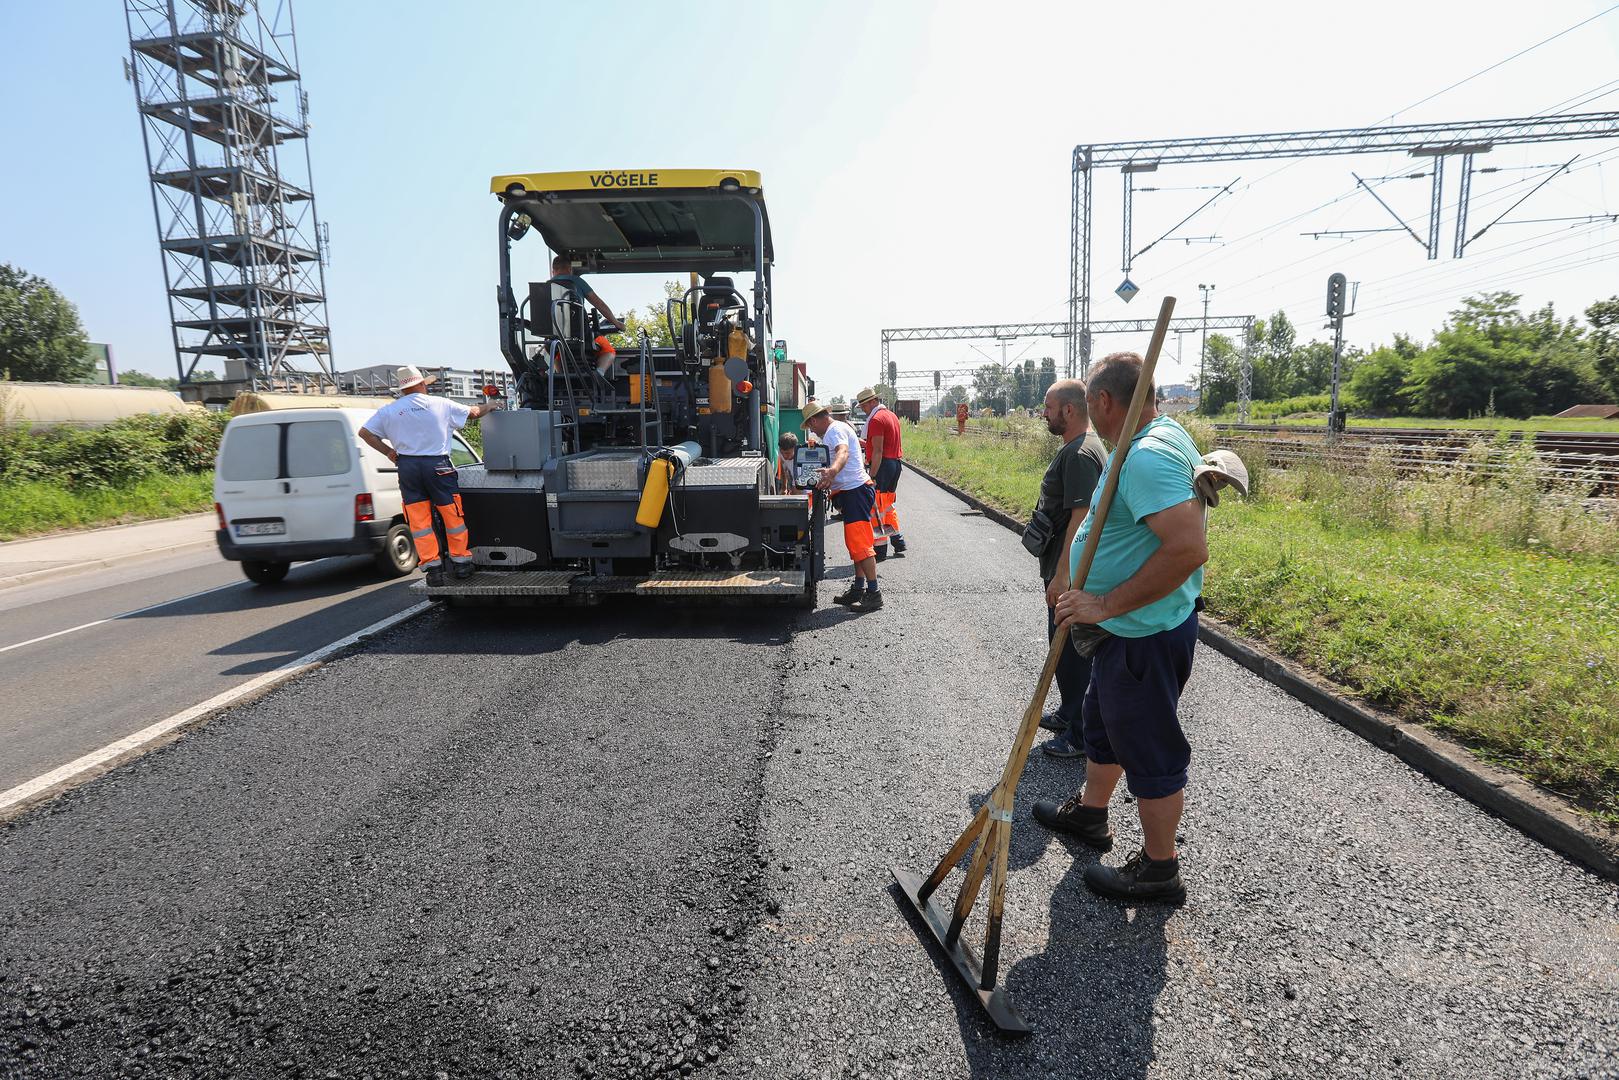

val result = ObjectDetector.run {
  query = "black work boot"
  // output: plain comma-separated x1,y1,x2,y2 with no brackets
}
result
453,561,475,580
832,583,863,607
424,567,446,588
851,589,884,612
1083,848,1186,904
891,534,907,556
1031,796,1113,851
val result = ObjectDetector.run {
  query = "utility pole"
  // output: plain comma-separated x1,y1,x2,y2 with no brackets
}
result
1197,283,1215,415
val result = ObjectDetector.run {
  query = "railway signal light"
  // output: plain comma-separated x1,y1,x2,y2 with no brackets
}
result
934,370,941,390
1326,272,1348,321
888,360,897,385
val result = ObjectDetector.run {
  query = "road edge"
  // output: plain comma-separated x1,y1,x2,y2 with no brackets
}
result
0,600,433,826
902,458,1619,882
0,534,218,591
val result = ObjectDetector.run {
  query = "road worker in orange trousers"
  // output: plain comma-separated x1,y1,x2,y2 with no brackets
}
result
359,365,500,587
802,401,884,612
856,386,907,560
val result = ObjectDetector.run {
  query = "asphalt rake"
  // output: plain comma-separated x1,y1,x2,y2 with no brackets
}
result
892,295,1175,1035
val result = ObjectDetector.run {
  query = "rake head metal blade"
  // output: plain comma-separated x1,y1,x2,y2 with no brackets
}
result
891,866,1032,1036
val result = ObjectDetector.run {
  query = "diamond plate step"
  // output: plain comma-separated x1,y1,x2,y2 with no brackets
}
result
634,571,805,596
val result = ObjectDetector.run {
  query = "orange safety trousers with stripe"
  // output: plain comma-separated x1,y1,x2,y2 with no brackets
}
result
398,455,471,569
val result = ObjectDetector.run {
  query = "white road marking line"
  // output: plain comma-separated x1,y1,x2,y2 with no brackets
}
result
0,599,432,821
0,580,245,655
0,557,349,655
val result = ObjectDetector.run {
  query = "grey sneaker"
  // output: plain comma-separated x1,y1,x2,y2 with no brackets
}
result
1083,849,1185,904
1030,796,1113,850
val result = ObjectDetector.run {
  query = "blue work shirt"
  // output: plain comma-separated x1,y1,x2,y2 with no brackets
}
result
1069,415,1203,638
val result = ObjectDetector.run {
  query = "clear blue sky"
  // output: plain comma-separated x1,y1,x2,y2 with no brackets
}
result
3,1,1618,395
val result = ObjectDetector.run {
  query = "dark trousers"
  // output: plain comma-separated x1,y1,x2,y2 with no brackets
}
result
1047,599,1094,727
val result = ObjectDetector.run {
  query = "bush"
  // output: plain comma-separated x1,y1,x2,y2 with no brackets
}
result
0,410,226,490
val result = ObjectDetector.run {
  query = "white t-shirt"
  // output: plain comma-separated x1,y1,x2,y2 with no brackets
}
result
363,393,471,457
819,419,870,492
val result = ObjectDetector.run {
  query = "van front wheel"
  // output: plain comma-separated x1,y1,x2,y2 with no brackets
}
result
242,560,290,586
375,522,419,577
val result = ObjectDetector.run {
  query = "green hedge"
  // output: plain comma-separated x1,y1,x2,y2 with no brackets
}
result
0,411,227,490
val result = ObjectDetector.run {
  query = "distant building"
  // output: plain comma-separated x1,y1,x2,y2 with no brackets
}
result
338,364,515,404
1553,404,1619,420
82,343,115,385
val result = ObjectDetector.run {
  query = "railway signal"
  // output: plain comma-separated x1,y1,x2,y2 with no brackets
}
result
1325,272,1352,437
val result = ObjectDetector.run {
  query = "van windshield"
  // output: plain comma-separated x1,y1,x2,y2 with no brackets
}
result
219,423,280,481
286,420,352,478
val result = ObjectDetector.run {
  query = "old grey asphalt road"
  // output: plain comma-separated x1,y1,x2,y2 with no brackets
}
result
1,474,1615,1078
0,548,420,791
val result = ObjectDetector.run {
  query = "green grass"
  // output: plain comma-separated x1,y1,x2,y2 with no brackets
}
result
0,472,216,541
906,420,1619,819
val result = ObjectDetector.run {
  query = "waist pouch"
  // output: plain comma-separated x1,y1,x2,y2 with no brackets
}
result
1021,507,1057,558
1068,621,1113,658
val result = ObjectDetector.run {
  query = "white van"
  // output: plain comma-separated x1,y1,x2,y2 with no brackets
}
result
213,407,480,585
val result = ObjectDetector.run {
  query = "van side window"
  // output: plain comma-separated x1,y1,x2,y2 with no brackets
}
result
286,420,353,478
219,424,280,481
448,434,478,468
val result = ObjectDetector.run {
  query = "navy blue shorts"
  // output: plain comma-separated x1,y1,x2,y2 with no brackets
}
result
1079,610,1198,799
831,483,877,522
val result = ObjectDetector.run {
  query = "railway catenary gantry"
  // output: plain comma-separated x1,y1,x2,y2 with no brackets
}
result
1067,111,1619,380
879,315,1253,404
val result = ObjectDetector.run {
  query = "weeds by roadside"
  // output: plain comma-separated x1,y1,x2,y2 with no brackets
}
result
905,417,1619,820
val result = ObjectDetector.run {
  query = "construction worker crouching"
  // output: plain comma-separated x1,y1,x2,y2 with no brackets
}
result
802,401,884,612
358,365,500,588
777,431,801,494
856,386,907,559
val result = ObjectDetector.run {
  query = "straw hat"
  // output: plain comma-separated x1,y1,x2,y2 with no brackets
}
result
395,365,437,391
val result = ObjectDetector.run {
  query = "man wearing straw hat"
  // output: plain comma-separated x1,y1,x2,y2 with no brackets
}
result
1034,351,1208,904
802,400,885,612
855,386,908,559
359,365,501,588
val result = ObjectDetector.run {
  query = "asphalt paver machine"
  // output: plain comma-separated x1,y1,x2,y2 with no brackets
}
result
421,169,823,607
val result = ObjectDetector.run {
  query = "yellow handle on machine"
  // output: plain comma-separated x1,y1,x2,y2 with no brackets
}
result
636,457,673,528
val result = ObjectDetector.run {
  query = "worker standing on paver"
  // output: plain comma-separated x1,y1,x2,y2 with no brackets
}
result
358,366,501,588
856,387,907,559
1034,351,1207,904
803,401,883,612
1028,379,1109,759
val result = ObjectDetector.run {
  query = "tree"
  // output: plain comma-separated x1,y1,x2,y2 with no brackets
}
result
872,383,897,406
1348,335,1419,412
970,364,1010,413
0,263,92,382
1038,357,1057,401
1585,297,1619,400
607,280,681,351
1404,293,1537,418
1195,332,1242,414
118,370,179,390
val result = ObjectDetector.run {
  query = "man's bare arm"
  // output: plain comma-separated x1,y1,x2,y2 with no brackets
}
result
867,433,885,472
1045,504,1088,607
588,293,621,327
1055,498,1206,627
358,427,396,463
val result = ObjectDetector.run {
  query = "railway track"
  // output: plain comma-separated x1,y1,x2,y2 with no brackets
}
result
1214,423,1619,495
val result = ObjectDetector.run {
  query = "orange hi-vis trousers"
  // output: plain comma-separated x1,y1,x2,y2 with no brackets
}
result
399,455,471,570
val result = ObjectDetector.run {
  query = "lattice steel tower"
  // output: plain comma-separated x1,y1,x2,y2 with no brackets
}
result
124,0,333,390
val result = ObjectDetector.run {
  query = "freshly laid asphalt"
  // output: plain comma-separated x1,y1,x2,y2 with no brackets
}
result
2,473,1616,1078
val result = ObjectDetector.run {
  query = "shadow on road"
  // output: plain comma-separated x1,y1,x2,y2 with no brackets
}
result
891,754,1168,1076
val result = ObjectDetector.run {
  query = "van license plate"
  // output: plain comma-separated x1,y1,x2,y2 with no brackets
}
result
235,521,286,537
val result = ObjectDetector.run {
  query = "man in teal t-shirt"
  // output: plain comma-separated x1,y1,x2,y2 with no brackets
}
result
1032,351,1209,906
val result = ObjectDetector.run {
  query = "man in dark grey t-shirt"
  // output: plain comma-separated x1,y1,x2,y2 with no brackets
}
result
1034,379,1108,757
